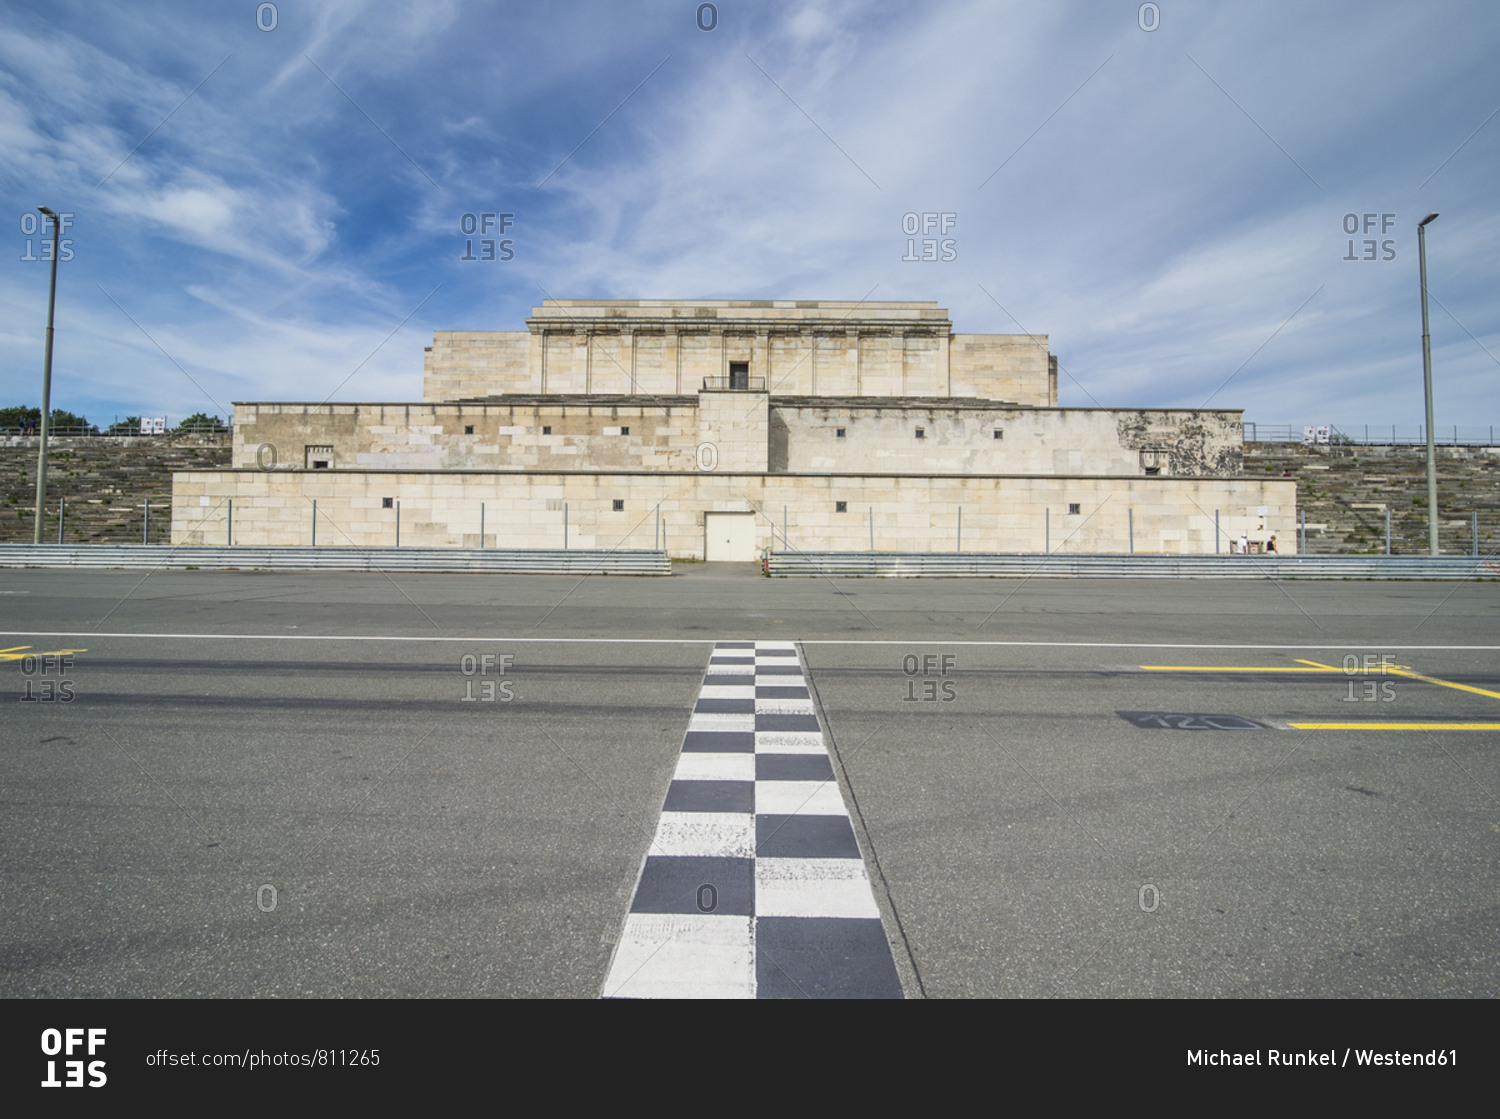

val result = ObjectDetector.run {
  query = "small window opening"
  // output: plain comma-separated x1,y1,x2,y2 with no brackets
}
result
915,427,925,439
835,501,847,513
620,426,630,436
464,425,474,435
993,429,1003,440
613,499,624,511
835,428,846,438
1068,503,1081,515
382,497,394,508
542,425,552,435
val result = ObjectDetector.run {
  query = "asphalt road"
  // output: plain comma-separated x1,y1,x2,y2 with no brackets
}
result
2,564,1497,997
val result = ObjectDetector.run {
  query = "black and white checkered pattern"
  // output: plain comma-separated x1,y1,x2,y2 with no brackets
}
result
603,641,903,998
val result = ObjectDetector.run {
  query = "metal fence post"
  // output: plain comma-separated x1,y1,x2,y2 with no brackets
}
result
1300,509,1306,554
869,507,874,552
58,497,64,544
396,500,401,547
1215,509,1220,554
312,499,317,546
957,506,962,553
1474,511,1479,557
1045,508,1050,554
228,498,233,546
480,501,485,549
564,503,568,549
1386,506,1391,555
1129,507,1134,554
143,500,149,544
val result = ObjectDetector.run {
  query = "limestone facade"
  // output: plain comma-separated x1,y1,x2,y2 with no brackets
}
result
171,469,1293,556
175,298,1298,556
422,300,1052,405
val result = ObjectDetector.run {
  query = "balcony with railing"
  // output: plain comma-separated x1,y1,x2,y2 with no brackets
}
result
701,376,766,392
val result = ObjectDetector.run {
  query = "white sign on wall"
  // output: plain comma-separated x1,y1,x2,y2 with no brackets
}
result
140,416,167,434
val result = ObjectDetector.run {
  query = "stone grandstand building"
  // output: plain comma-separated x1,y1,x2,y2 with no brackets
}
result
170,299,1297,559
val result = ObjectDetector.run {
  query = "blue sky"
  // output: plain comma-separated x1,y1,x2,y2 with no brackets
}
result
2,0,1497,432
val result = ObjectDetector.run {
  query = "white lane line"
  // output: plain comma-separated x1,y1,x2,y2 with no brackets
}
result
8,632,1497,651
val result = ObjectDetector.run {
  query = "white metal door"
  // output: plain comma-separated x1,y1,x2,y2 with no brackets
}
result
704,512,757,561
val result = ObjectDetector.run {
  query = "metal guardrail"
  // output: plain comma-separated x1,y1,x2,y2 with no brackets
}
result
766,552,1497,580
0,545,671,575
1244,423,1498,446
0,426,231,438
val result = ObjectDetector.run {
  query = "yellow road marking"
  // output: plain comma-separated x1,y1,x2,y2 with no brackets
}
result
1141,665,1343,672
1382,667,1500,702
0,647,86,662
1143,660,1500,701
1288,722,1500,730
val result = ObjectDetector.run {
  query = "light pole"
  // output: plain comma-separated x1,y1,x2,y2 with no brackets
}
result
1418,212,1439,555
32,206,61,545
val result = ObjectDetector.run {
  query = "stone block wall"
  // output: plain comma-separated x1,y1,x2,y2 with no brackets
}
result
772,405,1242,477
172,468,1297,558
234,401,700,473
948,335,1053,404
422,331,530,401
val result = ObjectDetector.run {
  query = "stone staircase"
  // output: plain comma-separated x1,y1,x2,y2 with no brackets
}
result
0,435,230,544
1244,441,1500,555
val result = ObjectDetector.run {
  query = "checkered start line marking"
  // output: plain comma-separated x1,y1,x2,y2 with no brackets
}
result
602,641,904,998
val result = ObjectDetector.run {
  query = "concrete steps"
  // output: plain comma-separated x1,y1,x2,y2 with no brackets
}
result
1245,441,1500,555
0,435,231,544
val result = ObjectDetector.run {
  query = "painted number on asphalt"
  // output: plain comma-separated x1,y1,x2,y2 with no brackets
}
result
1116,711,1265,731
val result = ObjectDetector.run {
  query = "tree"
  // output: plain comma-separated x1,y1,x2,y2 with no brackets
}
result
104,416,142,436
173,412,229,434
1,405,95,433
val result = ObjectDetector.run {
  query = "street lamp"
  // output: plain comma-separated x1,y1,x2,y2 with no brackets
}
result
32,206,61,546
1418,211,1439,556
